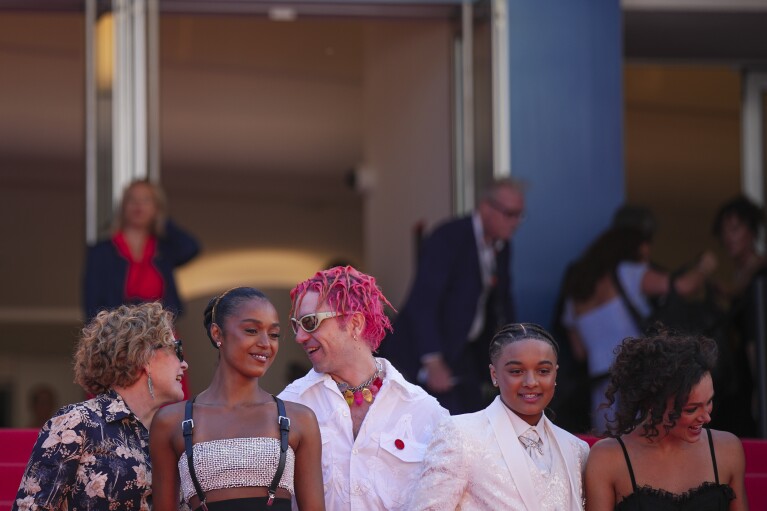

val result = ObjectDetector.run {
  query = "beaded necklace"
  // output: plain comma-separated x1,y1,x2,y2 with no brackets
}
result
336,360,384,406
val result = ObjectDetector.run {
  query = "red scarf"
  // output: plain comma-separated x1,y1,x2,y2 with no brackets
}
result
112,232,164,302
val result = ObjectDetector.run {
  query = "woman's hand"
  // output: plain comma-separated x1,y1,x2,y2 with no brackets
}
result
697,250,718,276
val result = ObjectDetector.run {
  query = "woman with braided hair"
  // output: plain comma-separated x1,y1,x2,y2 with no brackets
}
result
150,287,324,511
410,323,589,510
585,331,747,510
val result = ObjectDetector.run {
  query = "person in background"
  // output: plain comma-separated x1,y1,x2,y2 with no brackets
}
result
384,178,524,414
585,330,747,511
712,196,766,299
26,384,58,429
150,287,324,511
279,266,448,510
13,302,188,511
548,204,658,434
711,195,765,437
83,179,200,322
409,323,589,510
561,223,716,432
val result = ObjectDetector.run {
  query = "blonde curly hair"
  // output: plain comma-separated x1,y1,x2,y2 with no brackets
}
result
74,302,175,395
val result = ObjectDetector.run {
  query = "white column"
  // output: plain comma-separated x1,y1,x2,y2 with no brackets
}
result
85,0,158,244
460,0,475,213
491,0,510,178
742,72,767,206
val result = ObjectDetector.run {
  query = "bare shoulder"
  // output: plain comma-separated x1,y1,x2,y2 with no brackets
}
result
281,401,319,451
709,428,745,464
587,437,624,467
150,400,187,442
709,428,742,447
154,400,186,426
282,400,319,426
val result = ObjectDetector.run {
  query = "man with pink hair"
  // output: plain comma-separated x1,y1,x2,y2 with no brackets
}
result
278,266,447,511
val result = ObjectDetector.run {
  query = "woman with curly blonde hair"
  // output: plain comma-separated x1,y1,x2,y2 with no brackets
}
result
12,302,188,511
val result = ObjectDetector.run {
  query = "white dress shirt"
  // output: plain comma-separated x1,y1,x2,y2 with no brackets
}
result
278,357,448,511
505,406,553,472
468,211,499,341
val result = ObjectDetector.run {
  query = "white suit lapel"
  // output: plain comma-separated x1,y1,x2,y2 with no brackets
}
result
544,416,584,510
485,396,538,511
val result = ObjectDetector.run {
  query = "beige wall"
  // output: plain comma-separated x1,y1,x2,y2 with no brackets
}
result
363,20,454,308
0,12,454,425
624,63,743,274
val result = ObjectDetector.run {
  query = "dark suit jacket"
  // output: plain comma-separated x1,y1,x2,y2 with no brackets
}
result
384,215,514,382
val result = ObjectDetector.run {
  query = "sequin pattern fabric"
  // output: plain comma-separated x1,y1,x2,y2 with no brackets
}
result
178,437,295,503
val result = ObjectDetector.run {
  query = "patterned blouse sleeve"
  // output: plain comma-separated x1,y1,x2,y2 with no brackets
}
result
12,407,87,511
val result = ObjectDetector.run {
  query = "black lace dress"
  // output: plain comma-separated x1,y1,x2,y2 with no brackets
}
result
614,429,735,511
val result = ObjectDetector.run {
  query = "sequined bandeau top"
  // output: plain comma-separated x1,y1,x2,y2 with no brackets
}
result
178,437,296,503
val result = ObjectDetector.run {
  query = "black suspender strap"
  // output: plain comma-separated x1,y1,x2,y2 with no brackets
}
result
267,395,290,506
182,396,209,511
181,395,289,508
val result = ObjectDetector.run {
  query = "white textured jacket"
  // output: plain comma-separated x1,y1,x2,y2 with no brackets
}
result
409,396,590,511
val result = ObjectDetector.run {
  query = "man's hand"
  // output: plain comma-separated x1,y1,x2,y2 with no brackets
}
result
422,355,455,393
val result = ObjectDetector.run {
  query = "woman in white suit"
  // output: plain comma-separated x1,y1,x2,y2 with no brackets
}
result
409,323,589,511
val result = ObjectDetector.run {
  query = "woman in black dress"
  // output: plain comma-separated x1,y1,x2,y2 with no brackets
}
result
585,330,748,511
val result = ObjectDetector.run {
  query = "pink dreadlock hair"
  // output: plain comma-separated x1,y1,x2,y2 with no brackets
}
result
290,266,396,351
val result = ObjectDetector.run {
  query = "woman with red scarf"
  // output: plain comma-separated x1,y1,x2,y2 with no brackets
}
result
83,179,200,396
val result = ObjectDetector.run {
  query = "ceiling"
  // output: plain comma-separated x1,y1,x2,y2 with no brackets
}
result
624,9,767,64
1,0,766,180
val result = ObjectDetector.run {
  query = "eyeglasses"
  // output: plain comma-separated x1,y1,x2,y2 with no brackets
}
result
154,339,184,362
290,312,343,334
488,198,525,221
172,340,184,362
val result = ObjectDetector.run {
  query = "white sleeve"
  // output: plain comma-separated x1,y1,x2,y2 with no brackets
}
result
616,261,653,317
408,417,469,510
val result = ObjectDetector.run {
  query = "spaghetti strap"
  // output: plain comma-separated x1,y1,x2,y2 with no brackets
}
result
617,436,638,491
706,427,720,484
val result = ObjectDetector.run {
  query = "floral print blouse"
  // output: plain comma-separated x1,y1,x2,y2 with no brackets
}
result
13,390,152,511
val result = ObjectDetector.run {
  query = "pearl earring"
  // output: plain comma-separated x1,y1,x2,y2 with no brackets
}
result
216,341,222,348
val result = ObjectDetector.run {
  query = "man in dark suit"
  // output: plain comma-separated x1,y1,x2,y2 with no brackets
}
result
384,179,525,414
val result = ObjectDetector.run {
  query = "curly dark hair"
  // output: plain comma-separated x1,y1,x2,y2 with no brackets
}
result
564,226,649,302
712,195,764,238
602,329,717,438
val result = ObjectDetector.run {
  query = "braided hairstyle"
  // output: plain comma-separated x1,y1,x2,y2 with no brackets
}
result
203,287,269,349
489,322,559,365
